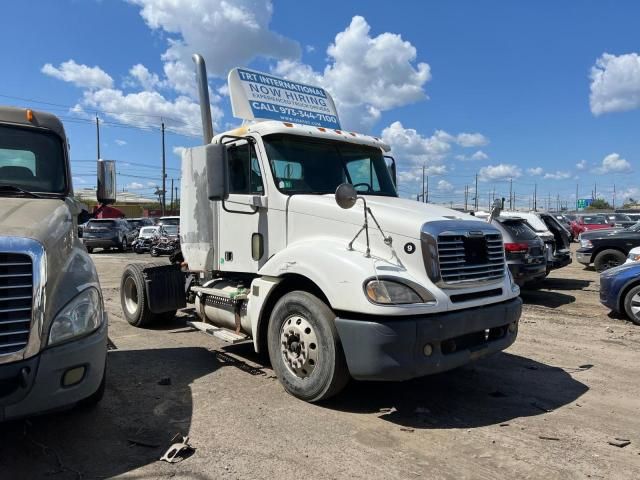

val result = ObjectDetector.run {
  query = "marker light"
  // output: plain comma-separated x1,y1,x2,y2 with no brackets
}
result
26,109,34,122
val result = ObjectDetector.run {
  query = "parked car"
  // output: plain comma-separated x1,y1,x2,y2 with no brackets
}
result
82,218,134,253
576,222,640,271
625,246,640,264
500,211,571,273
492,217,547,286
126,217,155,232
605,213,635,229
158,215,180,226
624,213,640,222
600,262,640,325
570,214,613,238
553,214,575,241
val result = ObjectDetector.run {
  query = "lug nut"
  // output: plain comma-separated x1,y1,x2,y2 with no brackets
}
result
423,344,433,357
508,321,517,333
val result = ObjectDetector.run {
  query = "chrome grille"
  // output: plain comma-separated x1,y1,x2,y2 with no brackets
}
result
0,253,33,356
437,233,504,285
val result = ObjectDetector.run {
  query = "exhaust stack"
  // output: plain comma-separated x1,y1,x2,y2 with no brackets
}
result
192,53,214,144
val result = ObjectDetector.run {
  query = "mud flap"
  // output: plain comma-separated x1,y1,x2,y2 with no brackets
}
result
143,264,187,313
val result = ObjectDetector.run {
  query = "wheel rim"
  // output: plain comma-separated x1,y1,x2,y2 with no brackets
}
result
601,256,621,271
123,238,127,249
123,276,139,315
280,315,318,379
630,292,640,318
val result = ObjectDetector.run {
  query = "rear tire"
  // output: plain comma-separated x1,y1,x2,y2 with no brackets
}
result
120,264,167,327
86,247,93,254
118,237,128,252
267,291,349,402
623,284,640,326
594,249,626,272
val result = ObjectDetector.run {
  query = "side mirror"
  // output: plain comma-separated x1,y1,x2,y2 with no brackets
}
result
335,183,358,209
97,159,116,205
205,144,228,201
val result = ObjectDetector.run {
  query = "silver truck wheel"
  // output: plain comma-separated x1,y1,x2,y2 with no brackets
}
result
623,285,640,326
268,291,349,402
280,315,319,378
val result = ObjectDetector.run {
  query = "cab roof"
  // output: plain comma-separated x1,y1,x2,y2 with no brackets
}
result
0,105,67,140
213,120,391,152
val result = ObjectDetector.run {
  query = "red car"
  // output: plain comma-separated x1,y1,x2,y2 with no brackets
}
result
570,214,614,238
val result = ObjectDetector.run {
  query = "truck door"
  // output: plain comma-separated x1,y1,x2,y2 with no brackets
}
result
217,139,268,273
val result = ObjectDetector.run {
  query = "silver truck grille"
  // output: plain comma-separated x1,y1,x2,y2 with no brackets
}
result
0,253,33,356
437,233,504,285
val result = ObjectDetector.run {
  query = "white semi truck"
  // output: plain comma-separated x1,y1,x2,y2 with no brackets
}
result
120,55,522,402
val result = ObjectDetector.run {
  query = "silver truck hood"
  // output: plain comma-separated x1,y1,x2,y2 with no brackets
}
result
0,197,72,249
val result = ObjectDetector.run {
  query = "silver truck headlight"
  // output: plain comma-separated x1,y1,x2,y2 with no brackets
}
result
580,239,593,248
365,279,433,305
49,288,103,346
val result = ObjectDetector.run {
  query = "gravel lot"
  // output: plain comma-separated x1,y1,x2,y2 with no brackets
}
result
2,245,639,479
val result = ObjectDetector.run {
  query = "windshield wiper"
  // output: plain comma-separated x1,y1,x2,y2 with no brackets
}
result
0,184,43,198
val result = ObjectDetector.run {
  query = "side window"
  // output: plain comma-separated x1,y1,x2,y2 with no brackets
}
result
345,157,380,192
227,142,264,195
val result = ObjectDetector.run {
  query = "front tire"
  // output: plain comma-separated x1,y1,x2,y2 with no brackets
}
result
623,284,640,326
594,249,626,272
118,237,128,252
267,291,349,402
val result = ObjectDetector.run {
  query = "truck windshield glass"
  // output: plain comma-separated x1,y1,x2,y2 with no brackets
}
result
263,134,397,196
0,125,66,194
582,216,607,225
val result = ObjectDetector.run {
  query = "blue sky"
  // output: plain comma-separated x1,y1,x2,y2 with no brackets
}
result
1,0,639,209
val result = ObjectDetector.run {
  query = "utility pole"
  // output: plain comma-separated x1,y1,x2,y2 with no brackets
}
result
613,184,616,210
533,183,537,211
474,173,479,211
556,193,560,212
425,176,429,203
175,185,179,211
593,182,597,200
161,121,166,215
421,165,425,203
170,178,174,213
576,183,579,211
547,192,551,212
464,185,468,211
509,178,513,210
96,115,101,159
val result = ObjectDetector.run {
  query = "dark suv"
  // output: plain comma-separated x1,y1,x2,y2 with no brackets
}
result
491,217,547,286
82,218,133,253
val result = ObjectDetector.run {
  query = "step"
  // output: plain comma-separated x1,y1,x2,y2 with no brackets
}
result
186,321,249,344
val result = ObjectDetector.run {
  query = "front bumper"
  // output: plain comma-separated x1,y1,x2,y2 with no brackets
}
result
335,297,522,381
576,248,593,265
0,320,107,421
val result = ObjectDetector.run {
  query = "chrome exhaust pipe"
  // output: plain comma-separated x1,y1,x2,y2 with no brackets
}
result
192,53,214,144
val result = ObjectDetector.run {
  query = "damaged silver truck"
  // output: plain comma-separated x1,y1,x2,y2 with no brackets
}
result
0,106,111,420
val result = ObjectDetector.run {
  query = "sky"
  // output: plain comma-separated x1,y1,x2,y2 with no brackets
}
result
1,0,639,210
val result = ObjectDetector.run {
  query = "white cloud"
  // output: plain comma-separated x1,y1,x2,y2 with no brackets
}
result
115,139,127,146
576,159,587,170
593,152,632,174
128,182,145,189
72,176,87,184
543,170,571,180
128,64,161,91
456,133,489,148
173,146,186,157
381,122,452,164
527,167,543,176
273,16,431,131
130,0,300,80
436,179,453,192
42,60,113,89
305,45,315,53
590,52,640,115
478,164,522,182
471,150,488,161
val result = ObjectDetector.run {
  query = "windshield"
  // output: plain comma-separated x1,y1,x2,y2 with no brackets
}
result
582,215,607,225
159,217,180,225
140,227,159,236
609,214,631,221
500,219,538,241
262,134,397,196
0,124,67,194
162,225,178,235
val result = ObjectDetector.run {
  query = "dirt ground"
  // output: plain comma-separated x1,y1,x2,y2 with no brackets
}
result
1,245,639,479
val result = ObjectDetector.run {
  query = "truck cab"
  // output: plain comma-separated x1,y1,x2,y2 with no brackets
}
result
0,106,108,420
120,56,522,402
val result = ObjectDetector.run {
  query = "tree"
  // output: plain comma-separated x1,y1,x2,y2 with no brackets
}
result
587,199,612,210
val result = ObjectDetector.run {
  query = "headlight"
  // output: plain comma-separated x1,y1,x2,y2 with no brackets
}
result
49,288,103,346
364,279,433,305
628,252,640,262
580,239,593,248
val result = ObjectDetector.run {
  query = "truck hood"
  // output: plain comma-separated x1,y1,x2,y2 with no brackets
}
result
0,197,73,249
287,194,482,239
